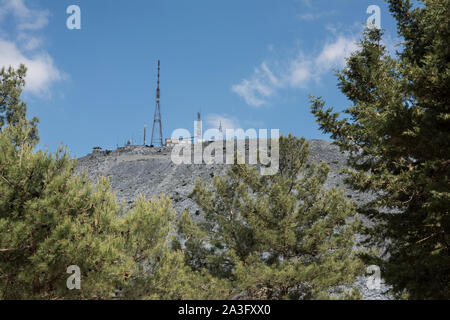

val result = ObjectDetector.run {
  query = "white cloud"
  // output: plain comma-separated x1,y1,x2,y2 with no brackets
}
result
0,0,62,96
205,114,241,131
231,76,275,107
260,62,280,87
286,54,314,88
297,13,318,21
17,33,42,51
0,0,49,30
0,38,61,94
297,10,336,21
231,61,283,106
315,35,359,71
232,34,359,107
297,0,313,8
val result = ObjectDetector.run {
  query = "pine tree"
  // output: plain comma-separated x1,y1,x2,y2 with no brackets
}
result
0,65,227,299
0,123,134,299
179,135,363,299
310,0,449,299
0,65,38,143
119,195,231,300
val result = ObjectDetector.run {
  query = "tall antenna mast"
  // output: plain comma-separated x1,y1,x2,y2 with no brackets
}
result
143,125,147,146
195,111,202,144
150,60,163,147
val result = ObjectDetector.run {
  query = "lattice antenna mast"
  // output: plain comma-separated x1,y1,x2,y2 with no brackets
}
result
151,60,163,147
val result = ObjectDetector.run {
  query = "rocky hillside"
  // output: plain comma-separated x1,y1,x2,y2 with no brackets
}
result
75,140,370,213
75,139,391,300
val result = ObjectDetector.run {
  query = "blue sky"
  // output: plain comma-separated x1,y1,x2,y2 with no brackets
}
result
0,0,399,157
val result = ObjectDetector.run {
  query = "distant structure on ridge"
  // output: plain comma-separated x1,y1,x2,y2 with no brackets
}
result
150,60,163,147
194,111,202,144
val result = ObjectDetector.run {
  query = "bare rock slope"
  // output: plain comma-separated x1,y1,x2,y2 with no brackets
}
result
76,140,391,299
75,140,368,213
